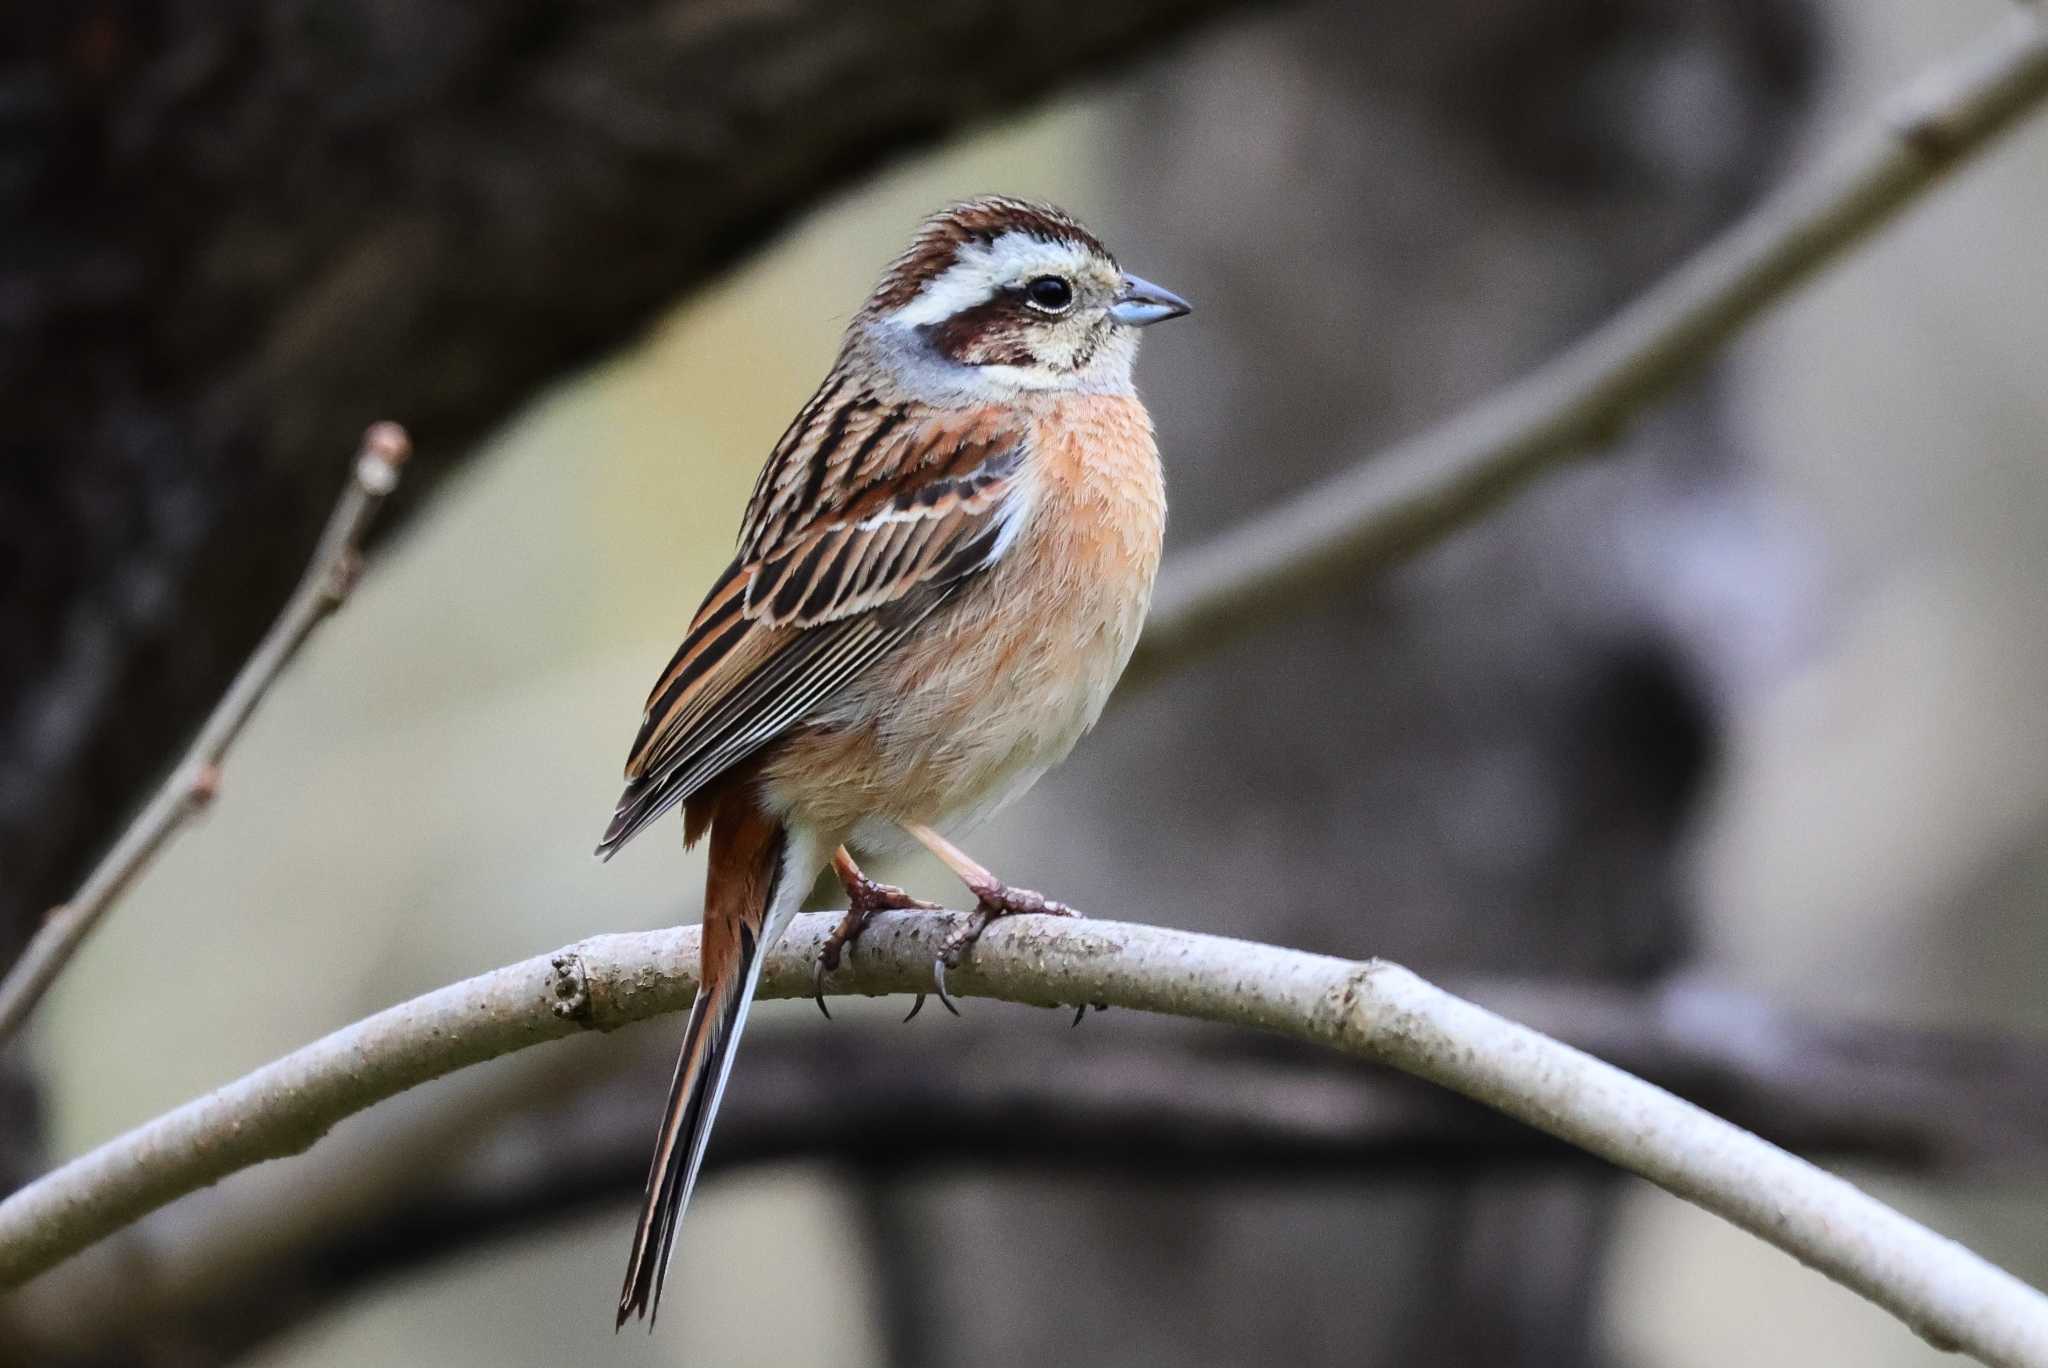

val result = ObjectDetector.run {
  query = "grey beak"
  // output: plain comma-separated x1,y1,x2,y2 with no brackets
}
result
1109,274,1192,327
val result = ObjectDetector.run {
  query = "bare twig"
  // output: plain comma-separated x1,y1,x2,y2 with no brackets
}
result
3,914,2046,1365
0,424,411,1042
1126,12,2048,683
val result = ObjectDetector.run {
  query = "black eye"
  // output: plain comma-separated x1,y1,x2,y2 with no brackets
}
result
1023,275,1074,312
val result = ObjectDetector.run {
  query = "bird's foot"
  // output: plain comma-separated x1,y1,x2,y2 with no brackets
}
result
930,882,1084,1017
812,874,938,1021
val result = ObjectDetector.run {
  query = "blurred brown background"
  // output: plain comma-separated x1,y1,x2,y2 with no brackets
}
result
5,0,2048,1364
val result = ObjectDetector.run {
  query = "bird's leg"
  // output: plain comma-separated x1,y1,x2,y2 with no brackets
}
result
812,846,939,1021
902,822,1084,1016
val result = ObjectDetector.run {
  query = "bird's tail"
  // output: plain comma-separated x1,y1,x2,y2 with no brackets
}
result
617,792,800,1329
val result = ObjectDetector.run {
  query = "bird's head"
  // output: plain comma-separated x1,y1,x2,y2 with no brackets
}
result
858,196,1190,396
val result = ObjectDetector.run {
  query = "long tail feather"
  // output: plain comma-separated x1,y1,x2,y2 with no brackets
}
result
617,794,798,1329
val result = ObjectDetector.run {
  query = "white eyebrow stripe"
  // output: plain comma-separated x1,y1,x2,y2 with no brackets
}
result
885,259,997,328
883,232,1095,328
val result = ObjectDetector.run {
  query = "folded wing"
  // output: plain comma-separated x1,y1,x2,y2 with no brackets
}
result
595,394,1028,857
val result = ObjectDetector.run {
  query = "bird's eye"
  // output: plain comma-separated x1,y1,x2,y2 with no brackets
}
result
1023,275,1074,313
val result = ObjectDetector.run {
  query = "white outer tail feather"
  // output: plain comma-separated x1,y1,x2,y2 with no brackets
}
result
621,824,820,1328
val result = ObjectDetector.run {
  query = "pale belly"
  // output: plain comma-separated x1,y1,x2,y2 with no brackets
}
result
762,394,1164,852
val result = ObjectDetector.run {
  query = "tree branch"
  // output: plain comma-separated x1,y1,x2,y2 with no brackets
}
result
1125,10,2048,684
17,977,2048,1364
4,913,2046,1365
0,424,410,1043
17,975,2048,1364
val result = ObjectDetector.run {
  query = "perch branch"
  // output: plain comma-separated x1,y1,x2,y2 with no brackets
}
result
16,976,2048,1364
4,913,2046,1365
16,978,2048,1365
0,424,411,1043
1127,10,2048,682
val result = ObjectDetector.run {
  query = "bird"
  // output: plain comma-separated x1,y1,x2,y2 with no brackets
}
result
595,195,1189,1328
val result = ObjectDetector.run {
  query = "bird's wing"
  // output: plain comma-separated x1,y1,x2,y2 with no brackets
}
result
595,390,1030,857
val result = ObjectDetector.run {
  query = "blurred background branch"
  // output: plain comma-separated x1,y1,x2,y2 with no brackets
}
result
1128,9,2048,682
0,423,409,1043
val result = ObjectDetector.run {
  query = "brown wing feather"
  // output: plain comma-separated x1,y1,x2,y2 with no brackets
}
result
594,386,1028,858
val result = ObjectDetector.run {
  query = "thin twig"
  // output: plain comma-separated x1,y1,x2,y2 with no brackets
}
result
0,423,411,1043
3,914,2046,1365
1126,12,2048,683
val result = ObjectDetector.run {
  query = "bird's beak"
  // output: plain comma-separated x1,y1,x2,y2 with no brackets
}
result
1109,274,1192,327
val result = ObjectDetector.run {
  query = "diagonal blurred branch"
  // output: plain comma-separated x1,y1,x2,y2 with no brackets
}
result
1126,10,2048,684
0,425,410,1044
5,913,2047,1365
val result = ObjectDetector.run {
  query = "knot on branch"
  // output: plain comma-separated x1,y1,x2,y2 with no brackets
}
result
1893,104,1966,166
548,952,593,1025
319,550,366,607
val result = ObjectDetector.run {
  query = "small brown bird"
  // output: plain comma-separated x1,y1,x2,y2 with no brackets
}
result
596,196,1189,1326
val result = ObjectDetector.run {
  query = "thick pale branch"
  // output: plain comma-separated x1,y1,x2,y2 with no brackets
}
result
4,913,2046,1365
0,424,411,1042
1127,12,2048,683
17,981,2048,1364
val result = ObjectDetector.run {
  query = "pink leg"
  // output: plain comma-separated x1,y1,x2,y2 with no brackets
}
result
811,845,938,1021
902,822,1085,1016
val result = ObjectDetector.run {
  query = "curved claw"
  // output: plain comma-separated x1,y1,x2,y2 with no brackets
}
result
811,957,834,1021
1072,1003,1086,1027
902,993,927,1023
931,957,963,1016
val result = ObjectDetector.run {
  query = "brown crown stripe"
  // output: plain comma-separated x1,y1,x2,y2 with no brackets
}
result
866,197,1113,314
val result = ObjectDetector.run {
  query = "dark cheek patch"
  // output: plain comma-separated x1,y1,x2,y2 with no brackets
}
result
919,298,1038,368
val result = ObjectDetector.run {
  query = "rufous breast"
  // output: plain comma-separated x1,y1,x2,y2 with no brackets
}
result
768,392,1164,843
